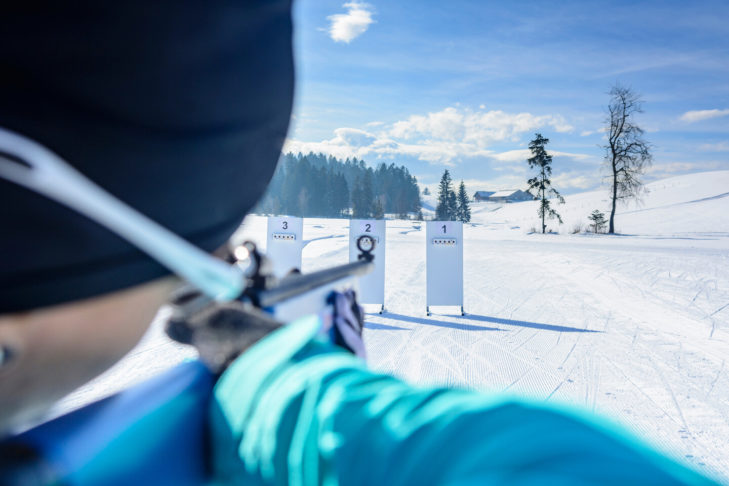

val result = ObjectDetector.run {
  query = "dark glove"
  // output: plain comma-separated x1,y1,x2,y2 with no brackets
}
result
325,290,367,359
164,286,282,373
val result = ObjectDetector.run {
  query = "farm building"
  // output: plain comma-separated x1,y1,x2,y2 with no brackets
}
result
488,189,534,203
473,191,495,202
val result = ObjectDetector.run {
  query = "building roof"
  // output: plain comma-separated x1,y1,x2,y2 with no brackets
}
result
474,191,494,197
489,189,523,198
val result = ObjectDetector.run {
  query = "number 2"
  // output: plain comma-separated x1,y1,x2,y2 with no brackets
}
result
365,223,371,232
442,224,447,234
282,221,288,230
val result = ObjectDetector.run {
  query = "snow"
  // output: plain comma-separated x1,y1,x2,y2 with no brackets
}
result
57,170,729,482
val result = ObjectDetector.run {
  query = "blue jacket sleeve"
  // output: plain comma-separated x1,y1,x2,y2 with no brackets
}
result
207,315,718,486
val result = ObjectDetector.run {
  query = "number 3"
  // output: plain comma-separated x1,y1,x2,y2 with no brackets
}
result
282,221,288,230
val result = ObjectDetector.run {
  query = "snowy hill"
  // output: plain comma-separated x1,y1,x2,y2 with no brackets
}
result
419,192,436,217
57,171,729,482
476,170,729,235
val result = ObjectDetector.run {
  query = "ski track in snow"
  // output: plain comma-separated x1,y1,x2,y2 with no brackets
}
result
56,171,729,483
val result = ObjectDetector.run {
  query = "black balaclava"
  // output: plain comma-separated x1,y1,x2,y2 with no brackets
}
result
0,1,294,313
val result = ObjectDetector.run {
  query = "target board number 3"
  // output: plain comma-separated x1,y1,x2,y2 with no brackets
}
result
282,221,288,230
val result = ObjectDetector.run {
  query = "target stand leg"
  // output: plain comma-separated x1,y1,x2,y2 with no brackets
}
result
379,304,385,315
426,306,431,317
460,305,465,317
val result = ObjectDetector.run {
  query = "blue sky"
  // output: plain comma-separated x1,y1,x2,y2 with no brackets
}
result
285,0,729,194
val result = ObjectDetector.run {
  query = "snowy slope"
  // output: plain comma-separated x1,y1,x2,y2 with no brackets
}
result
481,170,729,235
57,171,729,482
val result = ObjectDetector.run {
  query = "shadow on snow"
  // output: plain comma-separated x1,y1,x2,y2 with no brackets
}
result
364,321,409,331
380,313,503,332
462,314,598,333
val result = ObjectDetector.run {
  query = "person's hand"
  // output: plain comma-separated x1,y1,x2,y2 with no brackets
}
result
326,290,366,359
164,286,281,373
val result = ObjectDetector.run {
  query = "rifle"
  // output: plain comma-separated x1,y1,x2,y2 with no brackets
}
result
0,237,376,486
0,127,376,485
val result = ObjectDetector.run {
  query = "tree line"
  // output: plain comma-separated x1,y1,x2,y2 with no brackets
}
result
256,152,422,219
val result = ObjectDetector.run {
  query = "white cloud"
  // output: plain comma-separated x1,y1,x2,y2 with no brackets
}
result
283,127,378,161
699,141,729,152
485,149,531,163
455,176,531,193
326,2,375,43
390,107,573,146
286,106,579,165
449,172,598,194
679,109,729,123
551,172,599,190
333,127,377,146
646,161,723,177
580,127,607,137
285,134,492,166
490,149,591,163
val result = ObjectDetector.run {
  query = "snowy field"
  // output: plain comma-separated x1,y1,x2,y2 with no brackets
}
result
58,170,729,482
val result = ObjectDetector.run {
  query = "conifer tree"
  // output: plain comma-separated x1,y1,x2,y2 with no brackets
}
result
588,210,607,233
456,180,471,223
333,173,350,217
436,169,456,220
361,169,374,218
527,133,564,233
447,191,458,220
372,198,384,219
351,176,365,218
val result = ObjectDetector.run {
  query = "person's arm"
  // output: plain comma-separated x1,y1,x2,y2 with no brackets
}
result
208,315,717,486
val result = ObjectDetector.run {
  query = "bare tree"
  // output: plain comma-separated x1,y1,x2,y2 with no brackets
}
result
603,84,652,234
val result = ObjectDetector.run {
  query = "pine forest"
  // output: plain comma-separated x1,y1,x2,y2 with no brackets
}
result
255,152,422,219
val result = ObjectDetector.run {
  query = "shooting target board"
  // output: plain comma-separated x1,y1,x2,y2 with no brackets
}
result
266,216,303,278
426,221,464,315
349,219,386,311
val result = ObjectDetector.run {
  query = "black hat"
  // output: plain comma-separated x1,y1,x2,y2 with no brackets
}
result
0,1,294,313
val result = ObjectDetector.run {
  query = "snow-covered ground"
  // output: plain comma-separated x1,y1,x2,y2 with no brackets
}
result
58,170,729,482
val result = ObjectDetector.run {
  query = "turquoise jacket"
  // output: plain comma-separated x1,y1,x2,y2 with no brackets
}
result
3,314,719,485
208,315,718,485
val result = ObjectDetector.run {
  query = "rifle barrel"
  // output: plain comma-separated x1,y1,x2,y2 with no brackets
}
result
253,258,374,309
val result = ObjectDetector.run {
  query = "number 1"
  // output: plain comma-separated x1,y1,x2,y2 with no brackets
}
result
442,224,447,234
